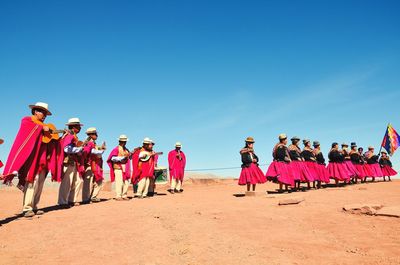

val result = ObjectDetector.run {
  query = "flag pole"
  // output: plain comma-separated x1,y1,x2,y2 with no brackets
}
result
378,123,390,156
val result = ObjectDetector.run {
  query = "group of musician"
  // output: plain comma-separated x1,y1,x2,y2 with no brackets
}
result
239,134,397,192
0,102,187,218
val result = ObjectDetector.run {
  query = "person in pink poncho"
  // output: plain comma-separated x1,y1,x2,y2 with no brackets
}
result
132,137,157,198
82,127,106,203
168,142,186,194
58,118,85,207
107,134,131,201
2,102,61,217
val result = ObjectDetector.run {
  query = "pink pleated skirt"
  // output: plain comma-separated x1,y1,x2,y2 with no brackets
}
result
364,164,384,178
304,161,319,181
291,161,314,182
353,164,368,179
315,163,331,183
343,160,359,177
327,162,351,181
238,163,267,185
266,161,295,187
381,165,397,176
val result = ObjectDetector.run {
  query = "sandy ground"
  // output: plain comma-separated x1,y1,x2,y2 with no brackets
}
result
0,179,400,265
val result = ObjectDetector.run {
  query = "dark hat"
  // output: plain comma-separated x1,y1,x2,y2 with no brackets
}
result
303,139,310,145
291,136,300,141
245,137,255,143
332,142,338,148
341,143,349,147
313,141,320,147
351,142,357,147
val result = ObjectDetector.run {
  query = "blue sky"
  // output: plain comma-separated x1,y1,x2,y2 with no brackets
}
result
1,0,400,177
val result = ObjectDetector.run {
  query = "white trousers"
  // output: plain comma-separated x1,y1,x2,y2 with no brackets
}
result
22,170,47,212
58,165,82,205
136,177,150,197
114,169,129,198
82,167,103,201
171,178,182,191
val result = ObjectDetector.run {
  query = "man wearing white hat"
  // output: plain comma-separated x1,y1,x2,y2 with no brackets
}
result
2,102,57,217
168,142,186,193
82,127,106,203
107,135,131,200
132,137,158,198
58,118,85,207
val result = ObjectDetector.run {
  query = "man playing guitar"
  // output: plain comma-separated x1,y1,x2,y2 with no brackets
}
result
132,137,161,198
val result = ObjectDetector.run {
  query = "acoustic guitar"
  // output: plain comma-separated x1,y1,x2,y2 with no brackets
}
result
42,124,66,143
140,151,163,162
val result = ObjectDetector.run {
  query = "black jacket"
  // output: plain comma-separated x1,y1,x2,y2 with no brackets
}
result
315,152,326,165
379,158,392,167
274,145,289,162
241,152,259,168
301,149,315,162
328,150,344,162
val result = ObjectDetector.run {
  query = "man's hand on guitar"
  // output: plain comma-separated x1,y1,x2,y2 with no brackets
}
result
43,126,50,132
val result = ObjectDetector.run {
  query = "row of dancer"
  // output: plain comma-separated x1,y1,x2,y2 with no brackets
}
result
238,135,397,192
1,102,186,218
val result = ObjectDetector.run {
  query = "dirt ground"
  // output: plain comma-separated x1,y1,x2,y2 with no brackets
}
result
0,179,399,265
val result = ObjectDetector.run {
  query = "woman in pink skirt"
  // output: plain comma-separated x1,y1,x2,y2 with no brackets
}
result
301,139,320,189
238,137,267,191
364,146,383,182
327,142,350,185
313,141,330,185
341,143,359,183
266,134,294,192
289,136,313,190
349,143,367,183
358,147,370,182
379,151,397,181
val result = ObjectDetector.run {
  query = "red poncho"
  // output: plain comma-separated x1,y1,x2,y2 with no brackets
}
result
2,116,62,187
168,150,186,181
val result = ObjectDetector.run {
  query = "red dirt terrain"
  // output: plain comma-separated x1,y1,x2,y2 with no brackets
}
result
1,179,399,265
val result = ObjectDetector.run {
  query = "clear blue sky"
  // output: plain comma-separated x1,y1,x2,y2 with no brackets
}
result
1,0,399,177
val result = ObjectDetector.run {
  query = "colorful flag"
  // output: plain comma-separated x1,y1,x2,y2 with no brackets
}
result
381,124,400,156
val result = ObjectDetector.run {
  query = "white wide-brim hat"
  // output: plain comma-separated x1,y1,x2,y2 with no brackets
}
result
143,137,152,144
86,127,97,134
175,142,182,147
118,134,129,142
66,117,84,126
29,102,52,116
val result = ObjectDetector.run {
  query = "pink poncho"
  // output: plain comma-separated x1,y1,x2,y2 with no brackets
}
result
168,150,186,181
